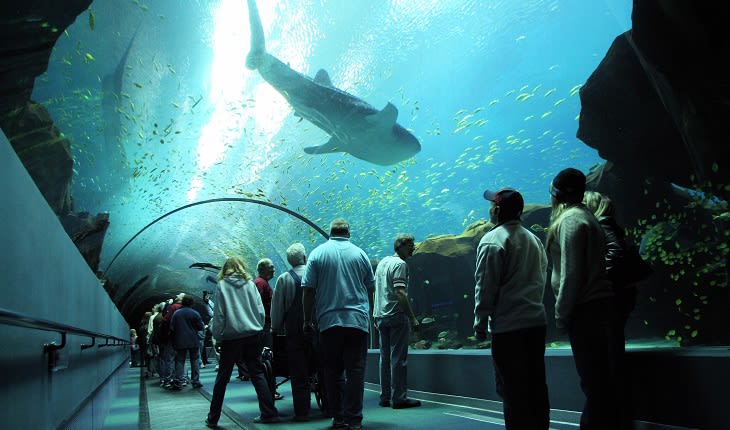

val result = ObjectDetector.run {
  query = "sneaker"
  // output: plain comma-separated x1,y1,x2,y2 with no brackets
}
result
274,391,284,400
293,415,310,422
378,400,391,407
204,418,217,428
253,415,281,424
332,419,347,429
392,399,421,409
192,382,203,389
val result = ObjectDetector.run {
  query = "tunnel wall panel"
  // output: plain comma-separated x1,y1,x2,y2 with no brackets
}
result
0,131,130,430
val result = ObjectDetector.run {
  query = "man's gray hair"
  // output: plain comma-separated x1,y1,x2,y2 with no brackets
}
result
286,243,306,266
393,233,415,252
257,258,274,274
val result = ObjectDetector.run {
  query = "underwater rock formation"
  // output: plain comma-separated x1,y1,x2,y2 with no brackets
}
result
578,1,729,201
1,0,107,273
408,221,491,346
1,102,73,215
0,0,93,114
59,211,110,273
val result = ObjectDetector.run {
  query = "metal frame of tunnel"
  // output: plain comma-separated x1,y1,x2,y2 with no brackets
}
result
101,197,329,277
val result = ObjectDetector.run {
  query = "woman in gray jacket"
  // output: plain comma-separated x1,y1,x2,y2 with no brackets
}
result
206,256,280,427
546,168,620,430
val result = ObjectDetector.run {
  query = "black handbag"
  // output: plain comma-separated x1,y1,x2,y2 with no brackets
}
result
610,245,653,286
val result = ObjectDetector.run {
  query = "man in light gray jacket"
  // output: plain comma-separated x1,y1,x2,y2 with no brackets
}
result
474,188,550,430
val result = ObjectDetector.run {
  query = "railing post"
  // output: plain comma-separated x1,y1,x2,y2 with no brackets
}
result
44,332,66,372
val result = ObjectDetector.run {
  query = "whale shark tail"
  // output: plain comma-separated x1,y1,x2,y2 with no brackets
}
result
245,0,266,70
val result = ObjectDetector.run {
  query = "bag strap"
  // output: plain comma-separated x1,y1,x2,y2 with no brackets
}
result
288,269,302,288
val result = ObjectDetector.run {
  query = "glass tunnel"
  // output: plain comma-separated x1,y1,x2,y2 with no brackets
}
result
22,0,730,350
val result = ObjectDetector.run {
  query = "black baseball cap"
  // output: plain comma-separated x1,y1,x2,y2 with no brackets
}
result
550,168,586,202
483,188,524,218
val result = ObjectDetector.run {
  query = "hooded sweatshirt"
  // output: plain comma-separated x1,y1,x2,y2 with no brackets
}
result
211,275,265,342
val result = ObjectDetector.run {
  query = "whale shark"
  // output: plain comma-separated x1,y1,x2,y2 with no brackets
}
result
244,0,421,166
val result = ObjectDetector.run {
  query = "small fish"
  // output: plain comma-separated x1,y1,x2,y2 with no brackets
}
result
84,52,95,62
88,8,95,30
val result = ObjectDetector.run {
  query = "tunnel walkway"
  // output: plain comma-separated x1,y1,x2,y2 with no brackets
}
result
102,365,580,430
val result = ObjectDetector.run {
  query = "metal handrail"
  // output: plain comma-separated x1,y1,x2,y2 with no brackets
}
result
0,307,130,371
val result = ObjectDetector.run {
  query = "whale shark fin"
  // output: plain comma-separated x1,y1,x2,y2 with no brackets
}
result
313,69,334,87
366,102,399,127
303,136,345,154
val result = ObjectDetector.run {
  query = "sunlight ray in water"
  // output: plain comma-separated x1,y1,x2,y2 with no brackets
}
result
190,0,250,201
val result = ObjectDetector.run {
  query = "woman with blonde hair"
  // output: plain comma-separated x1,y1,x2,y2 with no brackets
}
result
205,256,280,427
584,190,653,325
546,168,621,429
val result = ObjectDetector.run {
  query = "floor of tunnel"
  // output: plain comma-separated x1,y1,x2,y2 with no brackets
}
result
103,364,581,430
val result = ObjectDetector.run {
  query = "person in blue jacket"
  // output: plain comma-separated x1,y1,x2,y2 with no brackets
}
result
170,295,205,390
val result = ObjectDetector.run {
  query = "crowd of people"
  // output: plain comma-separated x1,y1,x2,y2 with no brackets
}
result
129,166,643,430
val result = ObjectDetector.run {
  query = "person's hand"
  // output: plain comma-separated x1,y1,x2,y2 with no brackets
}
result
475,330,487,341
411,317,420,332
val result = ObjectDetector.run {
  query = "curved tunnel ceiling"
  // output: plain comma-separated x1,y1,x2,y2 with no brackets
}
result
29,0,633,323
102,198,330,319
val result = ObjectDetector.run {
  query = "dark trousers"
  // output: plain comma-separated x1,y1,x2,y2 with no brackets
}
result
201,342,208,364
491,325,550,430
175,347,200,384
137,340,147,367
613,285,637,429
568,298,621,430
320,327,368,427
286,333,316,417
207,334,278,424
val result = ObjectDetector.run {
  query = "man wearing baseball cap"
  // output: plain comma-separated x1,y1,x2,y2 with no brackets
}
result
473,187,550,429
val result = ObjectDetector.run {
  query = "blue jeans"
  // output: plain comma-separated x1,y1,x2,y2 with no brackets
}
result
376,313,410,403
207,334,278,424
175,347,200,385
320,327,368,427
160,341,177,382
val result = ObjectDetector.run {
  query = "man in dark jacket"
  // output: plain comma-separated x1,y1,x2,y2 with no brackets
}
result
170,295,205,389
